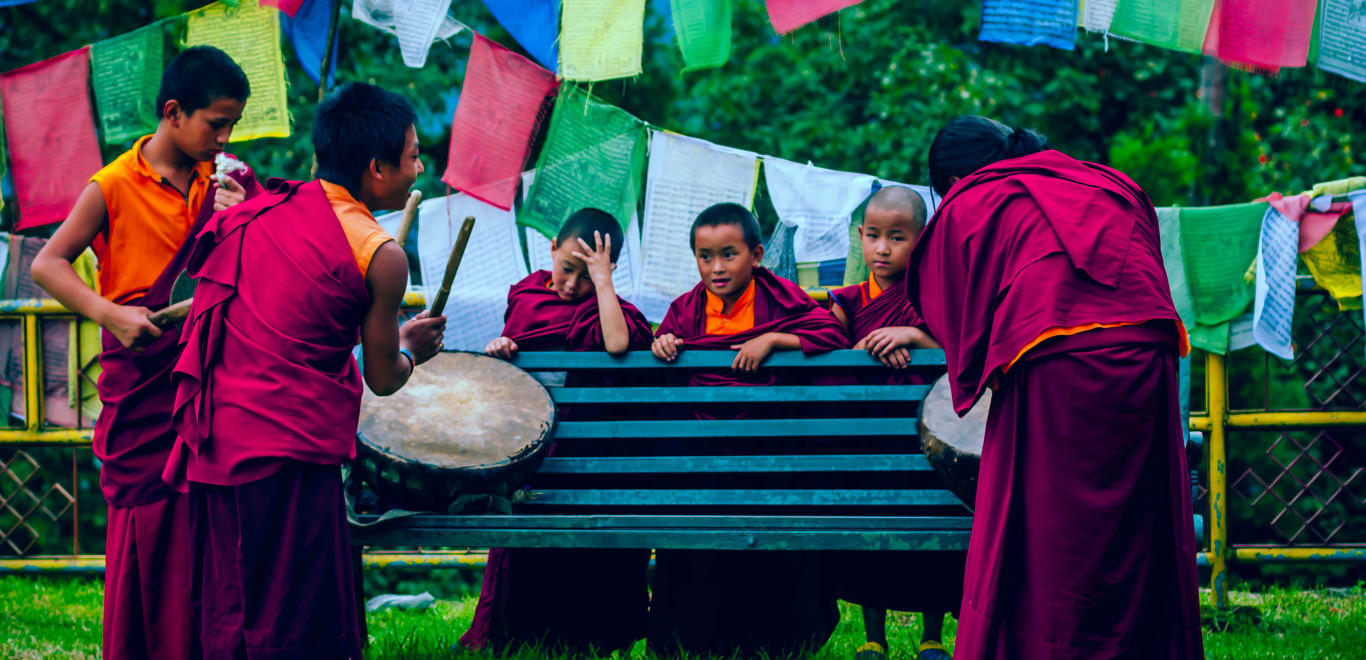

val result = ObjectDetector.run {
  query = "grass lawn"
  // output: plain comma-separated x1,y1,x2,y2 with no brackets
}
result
2,575,1364,658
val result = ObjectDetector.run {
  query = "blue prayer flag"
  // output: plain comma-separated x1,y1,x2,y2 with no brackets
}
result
481,0,559,72
281,0,338,85
978,0,1077,51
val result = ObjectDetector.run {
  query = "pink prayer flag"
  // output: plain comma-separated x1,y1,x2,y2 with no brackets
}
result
261,0,306,16
1203,0,1317,73
442,34,559,210
765,0,862,34
0,48,105,230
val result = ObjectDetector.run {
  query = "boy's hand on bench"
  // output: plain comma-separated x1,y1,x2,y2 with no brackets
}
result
730,333,780,373
652,334,684,362
486,336,519,359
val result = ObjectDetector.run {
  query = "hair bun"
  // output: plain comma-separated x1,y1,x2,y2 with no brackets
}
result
1005,127,1048,158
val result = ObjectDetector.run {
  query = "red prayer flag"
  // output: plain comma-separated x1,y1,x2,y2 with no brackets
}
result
0,48,105,230
442,34,559,211
765,0,862,34
261,0,306,16
1202,0,1317,73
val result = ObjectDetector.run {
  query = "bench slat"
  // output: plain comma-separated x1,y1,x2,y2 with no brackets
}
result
523,489,961,507
537,454,931,474
351,514,972,531
550,385,929,404
509,349,946,370
353,526,971,551
554,418,919,439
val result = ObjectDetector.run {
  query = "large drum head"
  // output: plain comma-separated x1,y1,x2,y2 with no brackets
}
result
355,351,555,511
919,374,989,510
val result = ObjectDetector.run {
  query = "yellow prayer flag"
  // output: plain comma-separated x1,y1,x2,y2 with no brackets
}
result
187,0,291,141
560,0,645,82
1301,213,1363,311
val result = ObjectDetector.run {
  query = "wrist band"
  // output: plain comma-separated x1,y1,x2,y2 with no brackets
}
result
398,347,416,373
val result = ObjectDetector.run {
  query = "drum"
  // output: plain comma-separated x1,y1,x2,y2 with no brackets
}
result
354,351,556,512
919,374,989,510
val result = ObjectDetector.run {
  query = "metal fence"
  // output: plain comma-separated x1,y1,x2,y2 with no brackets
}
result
3,293,1364,609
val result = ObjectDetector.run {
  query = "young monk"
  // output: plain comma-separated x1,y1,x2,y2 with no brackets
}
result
30,46,260,660
462,208,655,655
828,187,960,660
162,82,446,659
648,202,848,658
910,116,1202,658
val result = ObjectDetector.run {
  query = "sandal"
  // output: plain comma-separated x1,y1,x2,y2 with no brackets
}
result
917,640,952,660
854,641,888,660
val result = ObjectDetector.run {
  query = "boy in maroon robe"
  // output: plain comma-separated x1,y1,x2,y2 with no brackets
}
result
828,187,959,660
162,83,447,659
647,203,848,658
31,47,260,660
910,116,1202,659
461,208,655,655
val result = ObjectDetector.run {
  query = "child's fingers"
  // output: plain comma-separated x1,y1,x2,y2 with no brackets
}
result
602,232,611,254
594,230,604,252
576,237,593,254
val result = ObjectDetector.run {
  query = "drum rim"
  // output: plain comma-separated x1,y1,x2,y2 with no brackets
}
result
355,350,558,473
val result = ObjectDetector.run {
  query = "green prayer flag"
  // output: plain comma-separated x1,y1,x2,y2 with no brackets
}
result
91,24,165,144
1156,207,1195,327
519,86,647,238
1109,0,1216,54
671,0,732,72
1178,202,1265,352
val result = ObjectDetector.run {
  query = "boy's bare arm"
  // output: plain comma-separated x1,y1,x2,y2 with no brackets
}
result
573,232,630,355
32,182,164,349
361,242,445,396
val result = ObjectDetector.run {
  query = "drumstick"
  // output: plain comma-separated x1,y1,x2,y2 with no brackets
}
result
394,190,422,249
427,216,476,316
147,299,193,330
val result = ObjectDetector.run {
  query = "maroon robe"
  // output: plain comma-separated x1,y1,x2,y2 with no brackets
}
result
908,151,1202,658
828,278,966,616
167,179,372,659
647,267,847,658
461,270,654,655
96,165,260,660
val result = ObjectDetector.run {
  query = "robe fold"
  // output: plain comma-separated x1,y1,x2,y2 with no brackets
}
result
647,267,845,658
908,150,1202,659
166,178,372,659
461,270,654,655
94,165,259,660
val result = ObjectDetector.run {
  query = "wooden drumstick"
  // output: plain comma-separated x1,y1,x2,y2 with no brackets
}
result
394,190,422,249
427,216,475,316
147,299,194,330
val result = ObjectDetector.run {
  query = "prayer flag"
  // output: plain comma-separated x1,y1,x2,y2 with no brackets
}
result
281,0,338,85
1314,0,1366,83
671,0,732,71
1109,0,1216,54
187,0,291,141
1203,0,1317,72
261,0,305,15
560,0,646,81
1178,202,1264,351
519,85,647,239
763,156,876,264
979,0,1078,50
443,34,560,211
765,0,861,34
482,0,560,72
0,48,104,230
90,23,164,144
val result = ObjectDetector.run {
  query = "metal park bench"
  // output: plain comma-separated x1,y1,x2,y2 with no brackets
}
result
349,349,973,555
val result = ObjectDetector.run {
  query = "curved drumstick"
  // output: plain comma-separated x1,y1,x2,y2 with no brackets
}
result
148,299,194,329
427,216,476,316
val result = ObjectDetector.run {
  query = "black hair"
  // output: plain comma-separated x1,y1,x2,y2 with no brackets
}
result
556,208,624,262
927,115,1049,196
866,185,928,234
155,46,251,118
691,203,762,251
313,82,418,192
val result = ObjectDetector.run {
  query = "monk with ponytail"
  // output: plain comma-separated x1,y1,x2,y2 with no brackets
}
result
909,116,1203,659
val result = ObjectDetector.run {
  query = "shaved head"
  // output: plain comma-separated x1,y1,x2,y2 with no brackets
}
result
866,186,927,234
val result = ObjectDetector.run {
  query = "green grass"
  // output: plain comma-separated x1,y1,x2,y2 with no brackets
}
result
3,576,1364,658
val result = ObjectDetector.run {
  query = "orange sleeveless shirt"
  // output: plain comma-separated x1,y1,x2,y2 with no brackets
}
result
88,136,214,304
705,278,757,335
318,180,394,277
